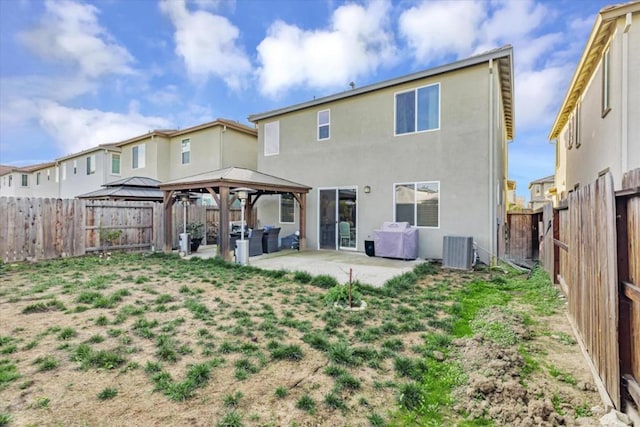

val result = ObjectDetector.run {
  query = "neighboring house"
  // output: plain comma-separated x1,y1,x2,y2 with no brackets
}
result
116,119,258,184
0,118,258,200
549,1,640,202
528,175,555,210
249,46,514,264
0,162,56,197
57,144,122,199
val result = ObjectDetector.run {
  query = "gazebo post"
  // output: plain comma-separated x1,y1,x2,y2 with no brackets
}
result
218,186,231,261
163,190,174,253
299,193,307,250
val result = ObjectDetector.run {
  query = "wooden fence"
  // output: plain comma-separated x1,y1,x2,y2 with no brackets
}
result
540,169,640,412
0,198,240,263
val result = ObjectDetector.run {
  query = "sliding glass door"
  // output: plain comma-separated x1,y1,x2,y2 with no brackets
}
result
319,188,357,250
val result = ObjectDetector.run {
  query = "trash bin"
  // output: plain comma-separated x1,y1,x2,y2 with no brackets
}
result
235,239,249,265
179,233,190,255
365,240,375,257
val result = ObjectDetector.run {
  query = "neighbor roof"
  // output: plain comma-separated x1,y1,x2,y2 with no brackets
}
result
249,45,514,140
528,175,555,188
549,1,640,139
115,118,256,148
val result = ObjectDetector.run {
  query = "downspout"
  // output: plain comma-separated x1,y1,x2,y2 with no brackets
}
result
219,125,227,168
488,58,495,264
621,12,631,175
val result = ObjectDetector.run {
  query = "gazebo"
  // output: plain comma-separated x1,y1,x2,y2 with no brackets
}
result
159,167,311,261
77,176,163,201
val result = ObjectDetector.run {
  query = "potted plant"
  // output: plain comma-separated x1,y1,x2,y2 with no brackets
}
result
186,222,204,252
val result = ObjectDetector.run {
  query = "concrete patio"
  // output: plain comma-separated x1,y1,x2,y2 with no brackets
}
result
184,245,423,287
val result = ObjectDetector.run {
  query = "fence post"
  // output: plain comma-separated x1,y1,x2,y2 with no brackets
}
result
553,208,560,284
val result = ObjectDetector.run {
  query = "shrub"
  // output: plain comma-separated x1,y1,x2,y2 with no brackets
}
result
397,382,423,411
324,283,363,307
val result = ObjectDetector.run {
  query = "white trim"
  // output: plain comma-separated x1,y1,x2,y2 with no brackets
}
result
392,180,440,229
394,82,441,136
317,109,330,141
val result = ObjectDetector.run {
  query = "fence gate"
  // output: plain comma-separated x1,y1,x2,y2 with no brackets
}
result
85,201,157,252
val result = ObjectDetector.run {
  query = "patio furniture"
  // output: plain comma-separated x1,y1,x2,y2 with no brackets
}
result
248,229,264,256
373,221,418,260
339,221,353,247
230,228,264,257
262,227,281,253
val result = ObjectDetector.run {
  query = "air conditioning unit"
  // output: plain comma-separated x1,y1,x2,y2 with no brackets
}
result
442,236,474,270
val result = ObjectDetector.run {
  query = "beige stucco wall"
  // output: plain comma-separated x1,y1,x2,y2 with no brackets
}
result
256,62,509,263
561,12,640,192
165,126,257,180
119,135,169,181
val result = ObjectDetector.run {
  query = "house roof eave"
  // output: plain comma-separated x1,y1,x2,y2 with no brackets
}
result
549,1,640,140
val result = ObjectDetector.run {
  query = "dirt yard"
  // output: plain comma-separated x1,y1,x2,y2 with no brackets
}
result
0,253,601,426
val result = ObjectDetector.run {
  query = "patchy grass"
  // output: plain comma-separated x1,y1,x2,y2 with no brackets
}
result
0,254,598,426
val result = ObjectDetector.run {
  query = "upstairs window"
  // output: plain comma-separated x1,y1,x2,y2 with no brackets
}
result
86,155,96,175
132,144,146,169
36,172,41,186
602,48,611,117
21,174,28,187
264,121,280,156
395,83,440,135
318,109,330,140
73,160,77,175
394,181,440,228
47,170,50,181
8,175,12,187
61,162,66,180
55,167,59,182
280,193,295,223
111,153,121,174
181,139,190,165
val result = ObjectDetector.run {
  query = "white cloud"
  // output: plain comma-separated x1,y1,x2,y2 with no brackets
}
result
159,0,251,90
256,0,396,98
515,65,573,131
36,101,172,154
18,0,134,78
399,0,486,62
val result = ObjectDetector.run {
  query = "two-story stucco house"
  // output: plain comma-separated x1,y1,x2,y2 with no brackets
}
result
116,119,258,185
0,163,55,197
249,46,514,264
1,119,258,200
550,1,640,201
528,175,555,210
57,144,122,199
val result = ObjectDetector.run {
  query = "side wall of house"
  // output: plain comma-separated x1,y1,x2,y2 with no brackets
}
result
563,12,640,192
59,150,111,199
256,63,500,262
221,129,258,171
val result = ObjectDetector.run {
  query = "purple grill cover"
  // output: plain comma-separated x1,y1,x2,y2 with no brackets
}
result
373,222,419,259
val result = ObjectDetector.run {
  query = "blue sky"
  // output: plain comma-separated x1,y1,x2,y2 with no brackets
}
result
0,0,610,201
